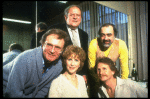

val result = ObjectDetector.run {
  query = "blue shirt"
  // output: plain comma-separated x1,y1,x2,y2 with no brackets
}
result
42,58,53,77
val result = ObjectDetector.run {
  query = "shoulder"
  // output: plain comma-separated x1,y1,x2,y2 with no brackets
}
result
51,74,64,85
15,47,42,63
78,28,88,36
89,38,97,46
117,77,137,88
76,74,85,82
116,38,126,46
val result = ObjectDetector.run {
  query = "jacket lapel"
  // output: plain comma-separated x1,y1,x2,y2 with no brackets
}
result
78,29,84,48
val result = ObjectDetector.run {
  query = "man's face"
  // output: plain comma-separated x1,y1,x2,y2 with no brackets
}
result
42,34,65,63
65,7,81,29
100,26,115,48
97,62,115,82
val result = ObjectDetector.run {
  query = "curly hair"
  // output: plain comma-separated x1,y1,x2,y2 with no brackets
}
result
62,45,86,73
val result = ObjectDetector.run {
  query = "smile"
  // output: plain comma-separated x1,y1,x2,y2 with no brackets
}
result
69,67,76,70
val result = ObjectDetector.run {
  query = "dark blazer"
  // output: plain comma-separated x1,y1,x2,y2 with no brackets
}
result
48,23,88,75
3,47,63,98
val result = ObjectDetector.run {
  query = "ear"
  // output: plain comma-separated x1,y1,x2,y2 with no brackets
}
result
64,15,67,21
112,71,115,75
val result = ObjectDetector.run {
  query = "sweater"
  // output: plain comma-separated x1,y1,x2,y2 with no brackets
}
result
48,74,88,98
3,47,63,98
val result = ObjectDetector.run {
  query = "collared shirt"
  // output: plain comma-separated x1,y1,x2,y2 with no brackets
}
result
66,25,81,47
98,77,148,98
42,56,55,77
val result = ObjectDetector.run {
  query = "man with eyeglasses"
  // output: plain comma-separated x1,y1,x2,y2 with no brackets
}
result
3,29,70,98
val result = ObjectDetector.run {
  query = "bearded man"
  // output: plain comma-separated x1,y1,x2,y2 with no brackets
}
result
88,23,129,97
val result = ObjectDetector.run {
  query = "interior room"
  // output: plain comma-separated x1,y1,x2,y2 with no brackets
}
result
3,1,147,87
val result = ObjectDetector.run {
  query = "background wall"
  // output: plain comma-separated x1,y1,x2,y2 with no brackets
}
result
3,22,33,51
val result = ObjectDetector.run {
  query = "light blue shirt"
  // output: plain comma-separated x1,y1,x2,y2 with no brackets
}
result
3,49,22,66
98,77,148,98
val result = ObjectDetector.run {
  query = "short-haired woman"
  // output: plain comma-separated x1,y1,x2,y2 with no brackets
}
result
48,45,88,98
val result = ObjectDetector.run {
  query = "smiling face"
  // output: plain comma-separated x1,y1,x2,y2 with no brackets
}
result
65,6,81,30
97,62,115,82
42,34,65,63
100,25,115,48
66,54,80,75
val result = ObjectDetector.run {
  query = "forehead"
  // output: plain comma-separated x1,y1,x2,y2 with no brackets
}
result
68,53,79,59
101,26,114,34
97,62,110,68
46,34,64,44
68,7,81,13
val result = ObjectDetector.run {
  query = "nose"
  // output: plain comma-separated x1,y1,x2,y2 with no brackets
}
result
73,14,77,19
71,60,75,66
50,46,55,53
97,69,103,75
104,35,109,40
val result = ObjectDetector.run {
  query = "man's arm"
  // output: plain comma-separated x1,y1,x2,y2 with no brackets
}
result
119,40,129,79
4,54,29,98
88,39,97,69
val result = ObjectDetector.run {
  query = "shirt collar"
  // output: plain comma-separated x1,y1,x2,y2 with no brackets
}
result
100,77,125,89
66,25,78,32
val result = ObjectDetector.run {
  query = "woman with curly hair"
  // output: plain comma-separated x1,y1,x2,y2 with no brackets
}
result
48,45,88,98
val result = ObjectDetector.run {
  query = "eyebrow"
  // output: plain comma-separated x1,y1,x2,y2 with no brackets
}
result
46,42,61,49
101,33,112,35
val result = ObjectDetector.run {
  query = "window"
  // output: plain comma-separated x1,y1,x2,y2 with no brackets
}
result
79,1,128,77
79,1,128,47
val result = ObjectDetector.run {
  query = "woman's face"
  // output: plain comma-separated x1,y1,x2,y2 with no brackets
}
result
66,53,80,75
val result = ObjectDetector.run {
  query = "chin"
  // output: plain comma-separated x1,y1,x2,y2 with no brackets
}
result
103,44,111,48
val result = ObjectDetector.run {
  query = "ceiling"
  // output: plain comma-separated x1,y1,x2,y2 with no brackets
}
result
2,1,83,25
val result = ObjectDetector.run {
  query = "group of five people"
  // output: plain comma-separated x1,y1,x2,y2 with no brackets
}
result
3,5,147,98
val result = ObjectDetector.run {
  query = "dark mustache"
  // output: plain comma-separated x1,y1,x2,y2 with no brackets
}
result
103,40,111,43
98,74,107,77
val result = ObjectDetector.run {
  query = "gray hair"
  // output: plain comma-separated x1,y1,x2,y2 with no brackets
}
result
64,5,82,17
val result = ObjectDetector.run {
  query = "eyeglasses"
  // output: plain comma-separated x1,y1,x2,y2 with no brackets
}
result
44,41,62,53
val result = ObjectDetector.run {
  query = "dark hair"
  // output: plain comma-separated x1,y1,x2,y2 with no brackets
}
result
40,29,70,49
36,22,47,30
64,5,82,17
9,43,24,52
98,23,118,37
95,57,119,78
62,45,86,73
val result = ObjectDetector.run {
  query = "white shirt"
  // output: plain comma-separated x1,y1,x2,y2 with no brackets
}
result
48,74,88,98
67,26,81,47
98,77,148,98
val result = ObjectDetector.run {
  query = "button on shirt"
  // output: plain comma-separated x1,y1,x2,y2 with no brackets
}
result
67,26,81,47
